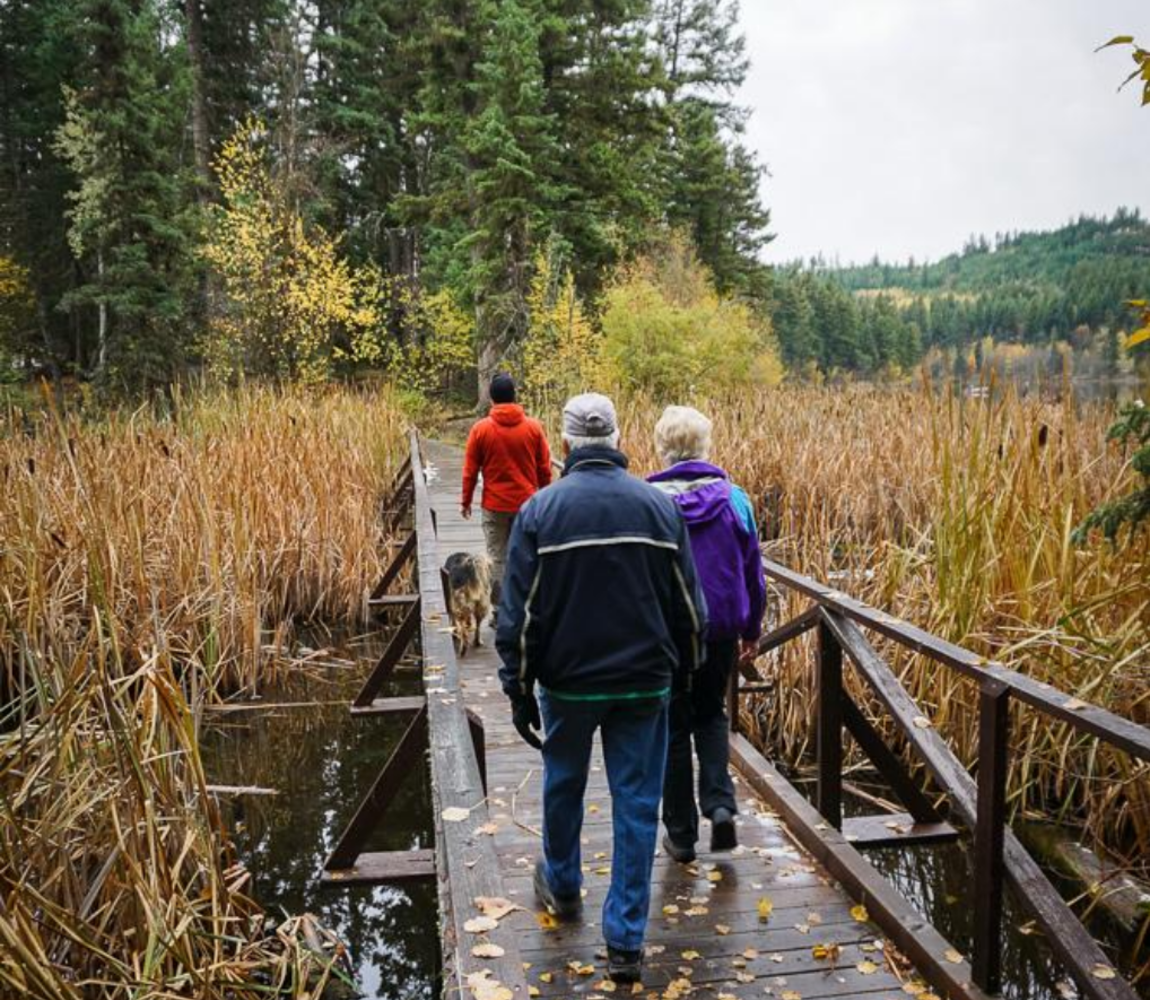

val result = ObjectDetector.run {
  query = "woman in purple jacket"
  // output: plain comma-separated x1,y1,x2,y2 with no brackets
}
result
648,405,767,862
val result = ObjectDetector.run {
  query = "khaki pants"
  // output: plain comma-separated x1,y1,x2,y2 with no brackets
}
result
482,509,517,596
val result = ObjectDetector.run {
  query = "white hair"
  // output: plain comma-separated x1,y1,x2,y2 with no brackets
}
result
563,431,620,451
654,405,712,465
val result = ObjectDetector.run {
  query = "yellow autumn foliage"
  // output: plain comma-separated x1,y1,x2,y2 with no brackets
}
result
382,282,475,394
201,119,383,383
520,248,603,411
0,255,36,362
599,235,782,398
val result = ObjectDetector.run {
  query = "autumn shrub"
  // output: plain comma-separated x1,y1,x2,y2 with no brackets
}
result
600,235,783,398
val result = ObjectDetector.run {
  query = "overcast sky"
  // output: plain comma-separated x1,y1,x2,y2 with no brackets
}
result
738,0,1150,265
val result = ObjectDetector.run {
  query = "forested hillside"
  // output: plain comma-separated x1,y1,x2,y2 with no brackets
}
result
766,210,1150,379
0,0,770,394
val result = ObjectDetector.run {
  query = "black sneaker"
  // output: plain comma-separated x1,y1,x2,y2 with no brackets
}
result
709,807,738,852
661,833,696,865
607,946,643,984
533,860,581,919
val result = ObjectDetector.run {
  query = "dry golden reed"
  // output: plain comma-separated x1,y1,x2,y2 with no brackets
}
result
616,383,1149,867
1,383,407,697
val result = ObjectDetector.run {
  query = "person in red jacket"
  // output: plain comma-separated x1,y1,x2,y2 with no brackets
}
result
461,373,553,601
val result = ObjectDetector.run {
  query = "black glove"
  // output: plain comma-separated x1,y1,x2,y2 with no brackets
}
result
511,691,543,750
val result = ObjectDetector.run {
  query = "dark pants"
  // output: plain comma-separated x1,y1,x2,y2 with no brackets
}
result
662,639,738,848
538,691,669,952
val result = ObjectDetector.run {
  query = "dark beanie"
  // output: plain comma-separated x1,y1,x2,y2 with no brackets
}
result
490,372,516,404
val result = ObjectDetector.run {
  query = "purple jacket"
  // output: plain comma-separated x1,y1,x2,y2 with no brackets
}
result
647,461,767,642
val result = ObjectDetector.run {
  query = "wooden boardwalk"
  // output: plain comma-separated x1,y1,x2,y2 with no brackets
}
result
423,440,916,1000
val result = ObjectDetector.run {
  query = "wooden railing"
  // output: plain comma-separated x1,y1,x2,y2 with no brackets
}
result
323,432,528,1000
730,558,1150,1000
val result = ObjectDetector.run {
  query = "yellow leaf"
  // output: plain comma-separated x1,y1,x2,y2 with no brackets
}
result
850,904,869,922
464,916,499,933
1125,326,1150,348
706,870,723,883
943,948,963,964
757,897,774,922
529,988,540,997
781,991,802,1000
681,950,701,961
472,943,506,958
535,912,558,930
595,981,618,992
567,961,595,976
857,960,879,975
662,904,680,916
736,972,755,984
715,924,731,936
539,973,553,984
1092,966,1117,981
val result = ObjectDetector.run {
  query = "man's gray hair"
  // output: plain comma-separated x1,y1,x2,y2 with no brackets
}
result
654,405,712,465
563,430,621,451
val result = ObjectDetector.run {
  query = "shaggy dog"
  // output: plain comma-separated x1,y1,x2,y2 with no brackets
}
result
443,552,493,656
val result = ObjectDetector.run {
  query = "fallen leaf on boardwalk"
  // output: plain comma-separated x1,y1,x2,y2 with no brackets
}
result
794,924,810,934
718,994,738,1000
849,905,869,922
943,949,963,964
1064,698,1088,711
539,973,553,984
464,916,499,933
769,954,784,963
781,991,802,1000
595,981,617,992
1092,966,1117,981
920,994,941,1000
807,912,823,926
715,924,731,936
757,897,774,922
1054,981,1076,999
645,945,666,956
529,989,540,998
594,852,608,860
681,950,701,961
630,984,643,996
471,944,506,958
588,804,601,814
706,871,723,883
811,944,840,962
535,912,558,930
684,906,708,917
736,972,755,984
743,948,759,960
662,905,681,916
475,897,521,920
677,966,693,978
443,807,471,822
689,895,709,906
594,866,612,875
902,983,926,995
731,958,747,969
476,822,499,836
467,971,513,1000
568,962,595,976
912,716,932,729
856,961,879,975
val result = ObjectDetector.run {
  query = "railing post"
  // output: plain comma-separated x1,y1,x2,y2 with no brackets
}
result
727,665,739,734
972,679,1010,995
816,615,843,830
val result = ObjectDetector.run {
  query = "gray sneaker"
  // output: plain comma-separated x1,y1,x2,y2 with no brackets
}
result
533,860,581,919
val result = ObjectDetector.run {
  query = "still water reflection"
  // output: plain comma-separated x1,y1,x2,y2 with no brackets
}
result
199,632,439,1000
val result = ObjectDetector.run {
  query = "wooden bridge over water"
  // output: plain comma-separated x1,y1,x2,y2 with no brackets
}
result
321,434,1150,1000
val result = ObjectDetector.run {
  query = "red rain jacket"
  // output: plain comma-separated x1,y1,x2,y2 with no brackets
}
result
461,404,553,514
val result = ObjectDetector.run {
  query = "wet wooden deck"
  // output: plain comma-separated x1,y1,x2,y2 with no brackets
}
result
423,440,920,1000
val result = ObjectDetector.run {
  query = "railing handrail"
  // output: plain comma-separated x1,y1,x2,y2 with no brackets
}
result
762,557,1150,762
407,431,530,999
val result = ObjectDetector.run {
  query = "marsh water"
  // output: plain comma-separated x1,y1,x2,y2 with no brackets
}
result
199,629,440,1000
199,631,1142,1000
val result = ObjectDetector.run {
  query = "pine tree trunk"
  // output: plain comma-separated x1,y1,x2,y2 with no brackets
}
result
185,0,212,192
96,250,108,376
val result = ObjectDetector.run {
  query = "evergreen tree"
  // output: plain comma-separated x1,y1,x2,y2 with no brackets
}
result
55,0,196,390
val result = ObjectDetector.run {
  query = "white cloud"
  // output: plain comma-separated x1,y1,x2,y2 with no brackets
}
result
738,0,1150,264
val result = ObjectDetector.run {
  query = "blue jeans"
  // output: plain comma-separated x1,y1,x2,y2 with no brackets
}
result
538,691,669,952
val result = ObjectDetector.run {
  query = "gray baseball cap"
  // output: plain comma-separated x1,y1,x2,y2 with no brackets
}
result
562,392,618,438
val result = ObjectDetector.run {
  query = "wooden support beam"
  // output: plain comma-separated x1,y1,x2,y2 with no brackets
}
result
841,696,941,824
816,618,843,830
353,599,421,709
368,593,419,608
350,695,427,718
730,734,994,1000
322,849,436,886
326,705,429,871
467,708,487,796
370,530,417,601
821,610,1137,1000
842,812,958,848
756,604,820,655
972,680,1010,994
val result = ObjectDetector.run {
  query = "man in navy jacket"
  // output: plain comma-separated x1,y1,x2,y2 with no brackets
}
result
496,392,708,983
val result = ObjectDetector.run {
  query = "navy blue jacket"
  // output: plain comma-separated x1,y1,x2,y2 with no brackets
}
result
496,447,708,699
